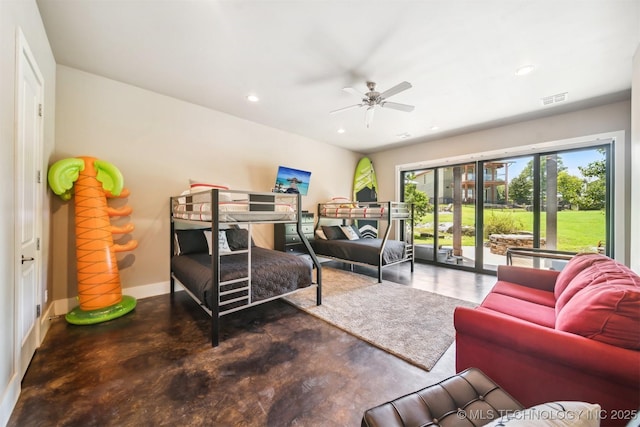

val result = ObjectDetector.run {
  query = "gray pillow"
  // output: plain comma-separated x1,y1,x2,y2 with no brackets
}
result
225,228,254,250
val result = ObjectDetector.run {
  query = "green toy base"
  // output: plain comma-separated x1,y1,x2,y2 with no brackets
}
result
65,295,137,325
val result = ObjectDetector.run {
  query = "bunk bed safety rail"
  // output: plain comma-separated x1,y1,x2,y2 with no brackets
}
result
318,200,411,219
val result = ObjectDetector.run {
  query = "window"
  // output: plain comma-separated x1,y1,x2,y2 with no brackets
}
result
402,144,611,273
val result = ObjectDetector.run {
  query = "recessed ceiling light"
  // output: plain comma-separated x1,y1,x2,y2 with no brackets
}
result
430,126,439,131
396,132,411,139
337,128,345,134
246,94,259,102
515,64,535,76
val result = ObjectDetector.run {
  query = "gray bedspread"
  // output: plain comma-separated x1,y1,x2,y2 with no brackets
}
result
171,247,312,311
312,238,406,266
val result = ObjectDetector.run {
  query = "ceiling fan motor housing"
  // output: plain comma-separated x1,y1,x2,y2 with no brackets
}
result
365,81,380,105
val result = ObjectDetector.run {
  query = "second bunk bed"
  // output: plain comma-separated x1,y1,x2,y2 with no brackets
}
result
170,187,322,346
313,200,414,282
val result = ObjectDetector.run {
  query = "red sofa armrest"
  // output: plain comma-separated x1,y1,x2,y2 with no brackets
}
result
497,265,559,292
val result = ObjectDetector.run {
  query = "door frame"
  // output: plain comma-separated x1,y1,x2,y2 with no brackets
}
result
14,27,44,379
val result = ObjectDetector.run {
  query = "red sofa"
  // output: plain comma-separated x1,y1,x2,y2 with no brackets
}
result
454,253,640,425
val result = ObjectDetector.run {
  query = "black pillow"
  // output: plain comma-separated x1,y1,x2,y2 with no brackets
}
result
322,225,346,240
225,228,254,251
175,229,208,255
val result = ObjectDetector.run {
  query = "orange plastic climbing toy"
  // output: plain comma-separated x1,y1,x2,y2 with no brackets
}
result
48,156,138,324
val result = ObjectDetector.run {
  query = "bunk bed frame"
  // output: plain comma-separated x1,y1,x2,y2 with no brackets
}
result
314,200,414,282
170,188,322,346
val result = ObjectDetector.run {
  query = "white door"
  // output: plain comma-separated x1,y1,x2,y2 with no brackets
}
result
15,30,44,378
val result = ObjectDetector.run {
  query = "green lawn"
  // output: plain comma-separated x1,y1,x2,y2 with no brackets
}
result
415,206,605,252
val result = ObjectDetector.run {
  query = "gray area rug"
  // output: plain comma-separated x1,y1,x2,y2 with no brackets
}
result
285,267,477,371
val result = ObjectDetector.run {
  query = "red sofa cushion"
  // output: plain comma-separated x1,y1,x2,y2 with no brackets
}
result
556,257,640,314
554,253,609,300
556,283,640,350
481,292,556,328
492,280,556,307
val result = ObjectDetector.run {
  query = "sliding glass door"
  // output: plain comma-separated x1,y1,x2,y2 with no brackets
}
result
402,144,611,273
436,164,476,267
482,156,535,270
405,170,437,262
537,148,610,267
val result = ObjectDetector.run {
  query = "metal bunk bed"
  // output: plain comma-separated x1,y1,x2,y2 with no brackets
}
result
169,188,322,346
313,200,414,282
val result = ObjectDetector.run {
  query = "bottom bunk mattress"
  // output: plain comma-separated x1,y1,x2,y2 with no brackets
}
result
312,238,407,266
171,247,312,311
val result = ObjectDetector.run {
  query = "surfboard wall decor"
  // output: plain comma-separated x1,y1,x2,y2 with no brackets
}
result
353,157,378,238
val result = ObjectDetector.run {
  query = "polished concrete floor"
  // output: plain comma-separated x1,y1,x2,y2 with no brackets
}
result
9,262,495,427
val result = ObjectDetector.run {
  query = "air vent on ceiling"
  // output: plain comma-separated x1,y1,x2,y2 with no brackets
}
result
541,92,568,106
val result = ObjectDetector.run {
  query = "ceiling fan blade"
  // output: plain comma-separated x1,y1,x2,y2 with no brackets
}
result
330,104,363,114
381,101,415,112
343,87,367,100
365,106,375,128
379,81,412,99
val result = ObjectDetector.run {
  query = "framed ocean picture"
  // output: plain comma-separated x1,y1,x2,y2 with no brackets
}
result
273,166,311,195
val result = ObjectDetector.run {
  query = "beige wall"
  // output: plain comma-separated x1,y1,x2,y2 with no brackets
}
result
52,66,360,301
52,64,638,303
0,0,56,424
369,100,633,264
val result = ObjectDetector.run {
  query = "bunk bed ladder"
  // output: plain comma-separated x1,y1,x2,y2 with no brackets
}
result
211,189,253,346
218,275,251,313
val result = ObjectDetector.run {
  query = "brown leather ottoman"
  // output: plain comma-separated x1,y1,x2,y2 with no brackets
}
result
361,368,524,427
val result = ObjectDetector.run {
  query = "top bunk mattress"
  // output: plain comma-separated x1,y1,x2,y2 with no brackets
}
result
318,201,411,219
172,189,298,222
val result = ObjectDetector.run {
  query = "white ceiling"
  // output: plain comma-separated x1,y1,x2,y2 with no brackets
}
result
36,0,639,153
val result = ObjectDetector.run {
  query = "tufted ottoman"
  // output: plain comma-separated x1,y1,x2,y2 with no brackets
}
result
361,368,524,427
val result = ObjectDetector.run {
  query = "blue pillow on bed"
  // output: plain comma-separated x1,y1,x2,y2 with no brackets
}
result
175,229,208,255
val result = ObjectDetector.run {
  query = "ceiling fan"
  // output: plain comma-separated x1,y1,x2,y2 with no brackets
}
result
330,81,415,128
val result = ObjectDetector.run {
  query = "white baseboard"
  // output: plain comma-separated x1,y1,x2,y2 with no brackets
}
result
39,302,55,342
126,280,175,300
0,372,20,427
52,280,174,316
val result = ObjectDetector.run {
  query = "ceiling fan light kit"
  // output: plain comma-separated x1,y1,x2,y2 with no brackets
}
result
331,80,415,128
